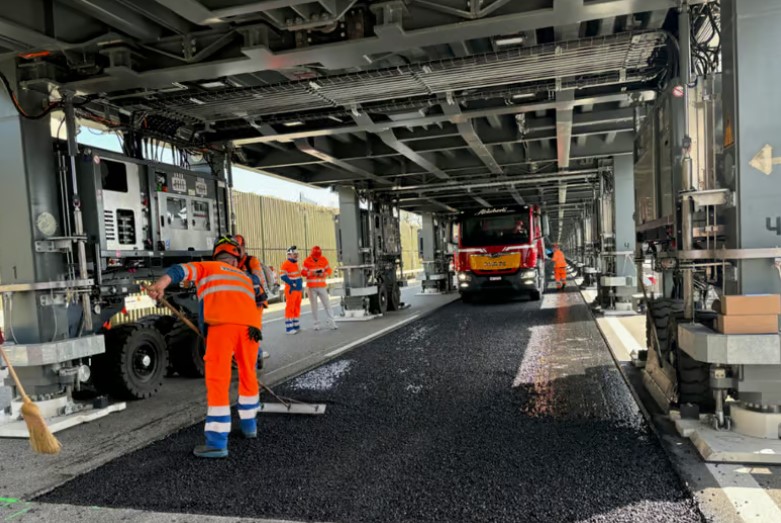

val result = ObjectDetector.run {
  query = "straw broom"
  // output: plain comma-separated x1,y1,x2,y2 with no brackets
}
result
0,341,62,454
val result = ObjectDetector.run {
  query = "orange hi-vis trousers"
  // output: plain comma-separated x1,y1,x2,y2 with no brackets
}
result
203,323,259,449
285,288,302,332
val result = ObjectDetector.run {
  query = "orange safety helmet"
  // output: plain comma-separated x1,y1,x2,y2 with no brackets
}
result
311,245,322,258
233,234,246,247
213,236,241,260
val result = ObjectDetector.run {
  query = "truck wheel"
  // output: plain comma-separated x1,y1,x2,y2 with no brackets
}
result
93,324,168,400
387,282,402,311
369,284,388,314
166,319,206,378
674,343,713,411
461,293,473,304
646,298,683,359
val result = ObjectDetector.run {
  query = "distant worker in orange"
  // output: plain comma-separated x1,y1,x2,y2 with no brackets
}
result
280,246,303,334
551,243,567,290
146,236,265,458
234,234,270,367
302,246,338,331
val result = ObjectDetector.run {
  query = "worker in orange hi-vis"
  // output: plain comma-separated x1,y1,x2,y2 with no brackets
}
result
279,245,303,334
551,243,568,290
234,234,270,367
302,245,338,331
146,237,265,459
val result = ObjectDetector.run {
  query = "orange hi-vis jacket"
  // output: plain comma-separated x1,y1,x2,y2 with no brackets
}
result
302,256,332,288
552,249,567,269
176,261,261,328
279,259,303,291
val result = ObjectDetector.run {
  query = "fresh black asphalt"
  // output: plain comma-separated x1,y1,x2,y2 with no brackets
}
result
39,287,702,522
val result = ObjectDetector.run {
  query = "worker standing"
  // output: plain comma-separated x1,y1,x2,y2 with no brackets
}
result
234,234,270,367
302,246,338,331
280,246,303,334
145,237,265,459
551,243,567,290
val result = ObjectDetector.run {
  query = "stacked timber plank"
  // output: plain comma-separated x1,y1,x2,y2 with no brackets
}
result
714,295,781,334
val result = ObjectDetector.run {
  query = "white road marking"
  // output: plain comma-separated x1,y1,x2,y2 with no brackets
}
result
325,314,421,358
604,316,643,358
706,463,781,523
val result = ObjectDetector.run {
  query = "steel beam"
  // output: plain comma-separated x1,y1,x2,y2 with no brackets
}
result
64,0,687,93
62,0,163,40
117,0,195,34
234,91,655,145
441,97,503,175
294,138,391,185
555,90,575,169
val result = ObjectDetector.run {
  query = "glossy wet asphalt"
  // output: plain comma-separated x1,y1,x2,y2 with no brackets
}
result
38,287,702,522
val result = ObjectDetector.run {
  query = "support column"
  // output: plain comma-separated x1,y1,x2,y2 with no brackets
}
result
613,155,637,280
419,213,451,294
335,187,369,314
0,60,64,344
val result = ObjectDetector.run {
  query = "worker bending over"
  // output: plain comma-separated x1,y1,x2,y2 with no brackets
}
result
234,234,270,366
302,246,337,330
146,238,266,459
551,243,567,290
280,245,303,334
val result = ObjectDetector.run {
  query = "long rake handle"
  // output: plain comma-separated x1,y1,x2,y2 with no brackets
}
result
0,345,31,403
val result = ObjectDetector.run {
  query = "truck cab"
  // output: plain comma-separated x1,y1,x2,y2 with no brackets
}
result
453,205,547,302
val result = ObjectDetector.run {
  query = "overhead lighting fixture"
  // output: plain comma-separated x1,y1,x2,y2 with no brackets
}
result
200,80,226,89
189,97,205,105
283,121,304,127
512,93,535,100
309,81,322,90
495,36,525,46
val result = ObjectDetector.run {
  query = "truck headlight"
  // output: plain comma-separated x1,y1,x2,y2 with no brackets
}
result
458,272,471,282
521,270,537,279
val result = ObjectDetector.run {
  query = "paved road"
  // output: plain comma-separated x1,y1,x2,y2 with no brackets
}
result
39,288,702,522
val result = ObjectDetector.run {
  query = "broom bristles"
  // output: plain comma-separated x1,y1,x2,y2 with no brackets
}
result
21,400,62,455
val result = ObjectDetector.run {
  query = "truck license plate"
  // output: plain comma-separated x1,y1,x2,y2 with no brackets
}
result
490,276,502,281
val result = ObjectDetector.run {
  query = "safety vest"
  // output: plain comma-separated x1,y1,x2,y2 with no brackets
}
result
280,259,302,289
552,249,567,269
178,261,261,328
240,255,268,292
302,256,332,288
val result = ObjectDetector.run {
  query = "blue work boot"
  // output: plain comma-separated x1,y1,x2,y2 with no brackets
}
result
193,445,228,458
240,419,257,439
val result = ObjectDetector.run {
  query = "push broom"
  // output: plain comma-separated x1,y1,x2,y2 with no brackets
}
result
0,329,62,454
149,290,326,415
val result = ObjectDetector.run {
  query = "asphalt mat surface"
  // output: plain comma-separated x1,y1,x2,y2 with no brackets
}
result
39,288,702,523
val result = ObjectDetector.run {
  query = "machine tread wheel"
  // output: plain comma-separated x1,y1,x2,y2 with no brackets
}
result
369,284,389,314
166,318,206,378
646,298,684,357
387,282,402,311
675,346,713,410
93,323,168,400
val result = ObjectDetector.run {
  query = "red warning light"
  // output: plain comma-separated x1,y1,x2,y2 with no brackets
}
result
672,85,685,98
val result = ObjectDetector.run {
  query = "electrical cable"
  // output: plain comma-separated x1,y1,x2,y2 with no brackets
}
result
0,70,60,120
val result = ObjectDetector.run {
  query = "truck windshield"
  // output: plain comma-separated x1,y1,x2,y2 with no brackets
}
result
461,213,530,247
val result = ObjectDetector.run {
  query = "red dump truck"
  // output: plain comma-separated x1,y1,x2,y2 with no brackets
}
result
453,205,548,302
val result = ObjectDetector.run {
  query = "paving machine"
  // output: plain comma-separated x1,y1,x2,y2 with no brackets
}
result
0,104,232,435
635,1,781,444
333,189,407,319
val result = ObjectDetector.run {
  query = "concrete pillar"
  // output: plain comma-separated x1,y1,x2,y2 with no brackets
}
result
612,155,636,279
0,60,65,343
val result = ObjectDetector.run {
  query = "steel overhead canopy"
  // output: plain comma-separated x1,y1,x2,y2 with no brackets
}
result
234,91,656,145
55,0,685,93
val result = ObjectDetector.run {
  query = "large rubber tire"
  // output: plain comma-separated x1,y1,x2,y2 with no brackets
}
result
166,319,206,378
387,282,402,311
92,324,168,400
647,298,713,410
369,284,389,314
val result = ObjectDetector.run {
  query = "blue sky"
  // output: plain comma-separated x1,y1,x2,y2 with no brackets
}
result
76,128,339,207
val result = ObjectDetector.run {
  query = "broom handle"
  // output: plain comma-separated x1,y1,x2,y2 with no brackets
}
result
0,345,31,403
142,285,203,339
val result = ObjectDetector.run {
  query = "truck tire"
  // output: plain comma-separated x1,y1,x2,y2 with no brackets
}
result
92,323,168,400
369,284,389,314
166,319,206,378
387,282,402,311
646,298,683,358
